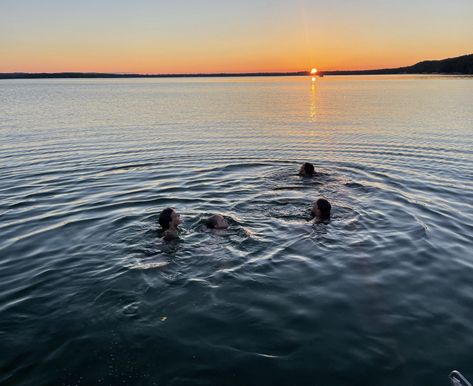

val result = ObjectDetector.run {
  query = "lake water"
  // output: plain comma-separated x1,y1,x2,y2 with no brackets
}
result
1,76,472,386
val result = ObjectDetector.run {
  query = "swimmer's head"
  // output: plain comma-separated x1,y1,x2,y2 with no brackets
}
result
159,208,181,230
311,199,331,221
299,162,315,177
206,214,228,230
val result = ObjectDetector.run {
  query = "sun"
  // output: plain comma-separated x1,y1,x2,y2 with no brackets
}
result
310,68,318,75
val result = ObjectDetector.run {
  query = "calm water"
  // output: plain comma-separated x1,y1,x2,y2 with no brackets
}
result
1,76,473,386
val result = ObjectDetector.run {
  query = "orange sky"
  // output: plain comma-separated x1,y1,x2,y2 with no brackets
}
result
1,0,472,73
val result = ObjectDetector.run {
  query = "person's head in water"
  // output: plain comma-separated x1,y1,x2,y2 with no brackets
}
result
299,162,315,177
206,214,228,230
159,208,181,231
311,199,331,221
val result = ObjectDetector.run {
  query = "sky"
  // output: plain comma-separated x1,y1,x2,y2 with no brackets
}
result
1,0,472,73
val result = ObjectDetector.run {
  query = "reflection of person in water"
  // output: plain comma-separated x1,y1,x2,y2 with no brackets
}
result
159,208,181,240
311,198,332,222
205,214,229,230
299,162,315,177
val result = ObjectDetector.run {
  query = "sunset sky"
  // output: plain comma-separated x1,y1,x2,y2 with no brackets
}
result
1,0,472,73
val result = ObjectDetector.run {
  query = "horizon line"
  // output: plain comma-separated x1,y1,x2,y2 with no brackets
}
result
2,53,471,78
1,53,472,79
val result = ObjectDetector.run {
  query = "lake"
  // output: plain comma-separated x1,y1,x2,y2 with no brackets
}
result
1,75,472,386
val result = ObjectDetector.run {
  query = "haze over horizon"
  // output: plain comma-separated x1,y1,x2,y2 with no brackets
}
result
1,0,472,74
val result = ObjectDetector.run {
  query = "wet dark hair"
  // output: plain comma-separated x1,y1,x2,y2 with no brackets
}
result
205,215,219,229
302,162,315,176
316,198,332,221
159,208,174,230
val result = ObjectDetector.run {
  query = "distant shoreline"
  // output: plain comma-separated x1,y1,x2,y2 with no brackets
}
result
0,72,470,80
0,72,310,80
1,54,471,79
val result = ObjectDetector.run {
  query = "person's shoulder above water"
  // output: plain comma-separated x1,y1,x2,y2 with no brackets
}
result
159,207,181,240
205,214,228,230
162,228,178,241
299,162,316,177
311,198,331,222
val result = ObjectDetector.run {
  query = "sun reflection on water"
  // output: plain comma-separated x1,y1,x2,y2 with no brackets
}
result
310,80,317,120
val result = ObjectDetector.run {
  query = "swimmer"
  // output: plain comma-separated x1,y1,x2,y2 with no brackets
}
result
159,208,181,240
205,214,229,230
299,162,315,177
311,198,332,221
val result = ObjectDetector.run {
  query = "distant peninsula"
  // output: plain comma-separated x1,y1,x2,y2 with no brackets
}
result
321,53,473,76
1,54,472,79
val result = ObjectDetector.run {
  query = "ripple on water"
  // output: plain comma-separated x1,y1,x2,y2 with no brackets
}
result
1,77,473,386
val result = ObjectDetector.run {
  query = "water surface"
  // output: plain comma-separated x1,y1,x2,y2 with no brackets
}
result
1,75,473,386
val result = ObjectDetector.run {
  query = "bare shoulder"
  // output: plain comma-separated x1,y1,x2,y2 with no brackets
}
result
163,229,178,241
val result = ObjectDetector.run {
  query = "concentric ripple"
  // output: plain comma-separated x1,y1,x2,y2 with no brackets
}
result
0,76,472,386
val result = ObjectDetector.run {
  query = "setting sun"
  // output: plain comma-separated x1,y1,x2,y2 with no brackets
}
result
311,68,318,75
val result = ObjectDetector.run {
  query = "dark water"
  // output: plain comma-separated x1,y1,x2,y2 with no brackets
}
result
1,76,472,386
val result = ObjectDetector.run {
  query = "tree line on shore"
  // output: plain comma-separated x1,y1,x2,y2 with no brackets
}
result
1,54,472,79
